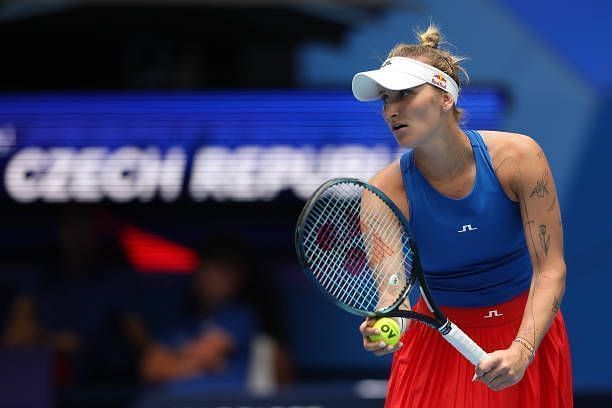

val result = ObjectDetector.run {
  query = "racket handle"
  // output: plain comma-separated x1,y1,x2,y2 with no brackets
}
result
441,321,488,366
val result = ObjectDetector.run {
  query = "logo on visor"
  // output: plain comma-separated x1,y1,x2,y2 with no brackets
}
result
382,60,392,68
431,74,447,89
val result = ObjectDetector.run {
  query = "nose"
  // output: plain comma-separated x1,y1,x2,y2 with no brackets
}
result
384,103,399,122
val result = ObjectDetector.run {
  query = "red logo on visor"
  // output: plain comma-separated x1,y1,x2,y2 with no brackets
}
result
431,73,447,89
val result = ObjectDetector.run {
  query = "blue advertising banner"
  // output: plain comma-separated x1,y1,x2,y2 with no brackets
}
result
0,90,504,203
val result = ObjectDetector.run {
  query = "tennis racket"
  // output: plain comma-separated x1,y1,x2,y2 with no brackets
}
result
295,178,488,366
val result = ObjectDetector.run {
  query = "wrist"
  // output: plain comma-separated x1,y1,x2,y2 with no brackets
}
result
512,337,535,363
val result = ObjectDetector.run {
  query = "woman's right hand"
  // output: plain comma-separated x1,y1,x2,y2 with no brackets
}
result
359,317,403,356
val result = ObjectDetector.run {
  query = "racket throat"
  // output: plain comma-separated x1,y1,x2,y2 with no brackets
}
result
437,319,452,335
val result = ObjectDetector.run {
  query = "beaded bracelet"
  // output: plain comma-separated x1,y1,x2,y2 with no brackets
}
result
513,337,536,361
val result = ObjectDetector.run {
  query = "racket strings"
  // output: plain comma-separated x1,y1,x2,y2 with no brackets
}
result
355,191,398,310
301,181,412,313
336,187,387,306
304,185,377,307
306,185,378,306
359,190,410,310
304,192,359,280
307,184,397,307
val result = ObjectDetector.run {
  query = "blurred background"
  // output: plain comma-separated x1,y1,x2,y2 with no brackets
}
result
0,0,610,407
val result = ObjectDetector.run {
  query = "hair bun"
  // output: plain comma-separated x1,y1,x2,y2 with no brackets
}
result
418,25,441,49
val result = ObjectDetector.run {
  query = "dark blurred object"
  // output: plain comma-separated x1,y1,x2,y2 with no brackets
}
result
1,208,145,401
198,235,296,388
137,234,295,395
0,1,390,90
139,235,275,394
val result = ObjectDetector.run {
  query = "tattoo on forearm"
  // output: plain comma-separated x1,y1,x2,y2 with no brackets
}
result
524,219,542,266
538,225,550,256
530,169,550,198
516,345,532,364
496,156,548,350
552,296,561,315
546,196,557,212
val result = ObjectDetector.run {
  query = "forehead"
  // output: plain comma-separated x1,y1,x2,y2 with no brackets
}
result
378,84,427,96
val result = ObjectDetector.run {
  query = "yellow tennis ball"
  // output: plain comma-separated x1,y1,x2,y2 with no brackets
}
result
369,317,401,346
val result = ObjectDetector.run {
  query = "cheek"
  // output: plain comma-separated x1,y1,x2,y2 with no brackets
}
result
406,104,434,127
404,100,438,126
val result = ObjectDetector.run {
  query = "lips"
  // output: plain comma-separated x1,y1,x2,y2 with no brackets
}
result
392,123,407,131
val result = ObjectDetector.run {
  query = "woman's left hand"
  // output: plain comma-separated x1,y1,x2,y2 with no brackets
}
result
473,342,532,391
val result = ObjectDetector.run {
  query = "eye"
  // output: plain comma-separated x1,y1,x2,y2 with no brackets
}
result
380,93,390,108
399,89,414,98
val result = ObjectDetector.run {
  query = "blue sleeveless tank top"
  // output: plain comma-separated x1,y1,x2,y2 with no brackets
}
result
400,130,532,307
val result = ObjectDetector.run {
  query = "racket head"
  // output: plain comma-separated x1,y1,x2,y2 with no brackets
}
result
295,178,417,317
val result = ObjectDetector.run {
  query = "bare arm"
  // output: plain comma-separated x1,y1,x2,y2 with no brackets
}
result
476,133,565,390
141,328,234,383
140,343,205,382
504,137,565,354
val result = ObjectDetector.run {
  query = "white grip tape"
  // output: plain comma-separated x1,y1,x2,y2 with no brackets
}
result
392,317,409,334
442,322,488,366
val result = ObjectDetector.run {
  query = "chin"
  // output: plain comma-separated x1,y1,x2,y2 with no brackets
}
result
394,131,418,148
402,127,433,148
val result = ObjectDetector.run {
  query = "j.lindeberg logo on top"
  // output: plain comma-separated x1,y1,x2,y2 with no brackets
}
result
457,224,478,233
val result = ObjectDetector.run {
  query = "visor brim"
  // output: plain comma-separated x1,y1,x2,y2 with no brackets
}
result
351,70,426,102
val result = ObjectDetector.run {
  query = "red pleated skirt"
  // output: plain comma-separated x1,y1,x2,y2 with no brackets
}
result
386,292,573,408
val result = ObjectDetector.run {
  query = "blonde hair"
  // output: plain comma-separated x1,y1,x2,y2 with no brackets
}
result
387,24,468,122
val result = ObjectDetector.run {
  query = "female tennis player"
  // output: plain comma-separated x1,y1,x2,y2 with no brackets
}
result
354,25,572,407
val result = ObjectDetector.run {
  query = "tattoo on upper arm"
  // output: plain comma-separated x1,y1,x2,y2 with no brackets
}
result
546,196,557,212
498,153,543,267
538,225,550,256
529,169,550,198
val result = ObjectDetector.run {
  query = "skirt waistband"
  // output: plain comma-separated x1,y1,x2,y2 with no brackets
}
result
414,291,529,328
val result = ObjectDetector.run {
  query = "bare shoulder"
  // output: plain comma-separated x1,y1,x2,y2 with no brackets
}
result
479,131,545,201
479,130,543,165
369,159,402,189
368,159,410,219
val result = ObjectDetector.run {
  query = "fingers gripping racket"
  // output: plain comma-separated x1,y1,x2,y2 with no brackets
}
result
295,178,488,366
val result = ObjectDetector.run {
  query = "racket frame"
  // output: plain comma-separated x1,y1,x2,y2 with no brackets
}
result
296,178,445,326
296,178,489,366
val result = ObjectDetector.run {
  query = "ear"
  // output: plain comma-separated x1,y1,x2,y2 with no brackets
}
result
441,92,454,112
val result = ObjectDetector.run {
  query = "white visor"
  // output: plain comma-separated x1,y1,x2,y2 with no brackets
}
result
352,57,459,103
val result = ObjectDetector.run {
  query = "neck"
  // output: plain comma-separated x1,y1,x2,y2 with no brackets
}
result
412,122,472,182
